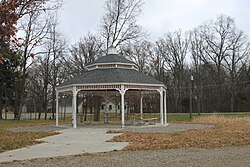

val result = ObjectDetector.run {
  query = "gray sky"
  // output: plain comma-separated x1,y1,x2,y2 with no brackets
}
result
58,0,250,44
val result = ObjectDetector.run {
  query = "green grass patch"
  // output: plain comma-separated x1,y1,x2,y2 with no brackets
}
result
58,112,250,124
167,112,250,123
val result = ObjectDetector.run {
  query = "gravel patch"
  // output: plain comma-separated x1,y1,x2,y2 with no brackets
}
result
122,123,213,133
7,123,213,133
1,145,250,167
7,125,67,132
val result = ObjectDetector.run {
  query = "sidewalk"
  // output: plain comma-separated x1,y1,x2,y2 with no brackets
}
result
0,127,128,163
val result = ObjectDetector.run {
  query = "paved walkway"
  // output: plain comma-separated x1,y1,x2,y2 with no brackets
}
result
0,128,128,163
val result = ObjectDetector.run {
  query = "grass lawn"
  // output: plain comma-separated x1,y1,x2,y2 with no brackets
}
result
109,114,250,150
0,120,58,153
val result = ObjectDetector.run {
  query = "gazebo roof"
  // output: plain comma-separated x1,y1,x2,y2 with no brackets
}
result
87,54,134,66
57,47,165,89
59,68,163,87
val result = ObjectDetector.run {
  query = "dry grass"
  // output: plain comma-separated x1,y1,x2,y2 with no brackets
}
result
109,115,250,150
0,120,58,153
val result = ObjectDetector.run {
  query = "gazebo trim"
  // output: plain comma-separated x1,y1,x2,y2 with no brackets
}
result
56,83,166,92
86,62,137,70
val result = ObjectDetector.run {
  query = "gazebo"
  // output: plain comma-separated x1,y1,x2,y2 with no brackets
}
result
55,47,167,128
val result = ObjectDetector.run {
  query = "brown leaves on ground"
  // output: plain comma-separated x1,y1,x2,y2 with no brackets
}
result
109,115,250,151
0,130,57,153
106,130,123,134
0,120,58,153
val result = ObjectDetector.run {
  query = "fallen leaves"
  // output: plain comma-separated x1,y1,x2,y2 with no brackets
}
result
108,115,250,151
0,129,57,152
0,120,57,153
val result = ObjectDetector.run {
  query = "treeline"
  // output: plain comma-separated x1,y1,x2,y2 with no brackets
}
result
1,0,250,120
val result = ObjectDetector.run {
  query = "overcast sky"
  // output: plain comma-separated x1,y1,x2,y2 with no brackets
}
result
57,0,250,44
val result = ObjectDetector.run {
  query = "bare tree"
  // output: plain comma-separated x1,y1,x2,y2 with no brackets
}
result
100,0,145,49
190,28,205,114
122,40,153,74
14,1,62,118
156,30,189,113
69,33,104,75
49,16,68,120
199,15,236,82
26,14,67,120
223,30,250,111
15,7,49,118
198,15,242,112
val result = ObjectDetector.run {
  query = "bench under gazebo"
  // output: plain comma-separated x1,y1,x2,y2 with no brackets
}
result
55,47,167,128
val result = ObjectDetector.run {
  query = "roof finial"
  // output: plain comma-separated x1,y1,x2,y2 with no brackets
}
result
107,45,118,55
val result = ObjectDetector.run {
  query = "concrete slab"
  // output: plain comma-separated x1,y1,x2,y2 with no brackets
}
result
0,128,128,163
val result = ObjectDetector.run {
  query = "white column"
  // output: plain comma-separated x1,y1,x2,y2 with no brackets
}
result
56,91,59,126
72,86,77,128
164,89,167,125
158,88,164,125
118,85,127,128
140,92,143,120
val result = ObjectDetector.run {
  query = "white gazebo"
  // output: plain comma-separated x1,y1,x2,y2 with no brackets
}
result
55,47,167,128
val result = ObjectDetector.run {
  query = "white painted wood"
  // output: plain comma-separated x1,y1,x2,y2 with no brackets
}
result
158,88,164,125
117,85,127,128
164,89,167,125
56,82,165,91
72,86,77,128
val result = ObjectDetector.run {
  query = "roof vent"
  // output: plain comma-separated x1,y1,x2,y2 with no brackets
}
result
107,46,118,55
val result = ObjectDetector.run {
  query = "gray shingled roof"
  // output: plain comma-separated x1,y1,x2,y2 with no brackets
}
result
87,54,134,66
58,68,164,87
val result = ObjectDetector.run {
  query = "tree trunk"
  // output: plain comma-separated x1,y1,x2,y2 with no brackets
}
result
44,86,48,120
38,109,41,120
0,89,3,119
230,96,234,112
0,106,3,120
44,110,47,120
94,96,101,121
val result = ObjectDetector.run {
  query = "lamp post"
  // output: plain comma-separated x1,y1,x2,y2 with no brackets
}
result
190,75,194,119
